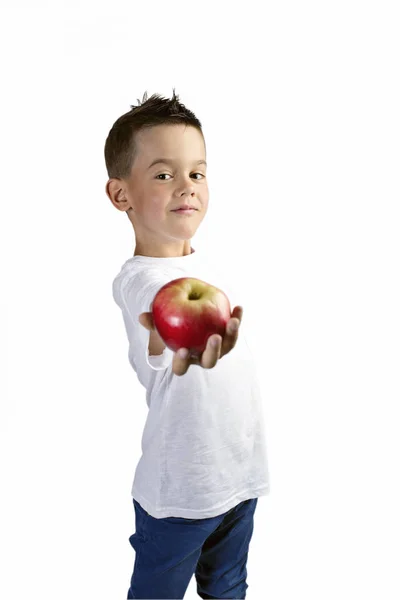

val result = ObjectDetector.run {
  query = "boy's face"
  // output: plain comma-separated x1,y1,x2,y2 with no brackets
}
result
109,123,209,257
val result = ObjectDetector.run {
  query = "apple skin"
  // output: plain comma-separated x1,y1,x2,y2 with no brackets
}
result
151,277,232,356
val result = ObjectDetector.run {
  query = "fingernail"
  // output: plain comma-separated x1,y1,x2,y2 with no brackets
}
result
179,348,189,359
230,322,238,333
211,337,219,348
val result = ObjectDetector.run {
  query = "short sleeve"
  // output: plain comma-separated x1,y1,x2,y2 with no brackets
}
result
116,269,174,375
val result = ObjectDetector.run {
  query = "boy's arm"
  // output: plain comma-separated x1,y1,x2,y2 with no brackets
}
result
138,305,166,356
148,327,167,356
116,272,173,372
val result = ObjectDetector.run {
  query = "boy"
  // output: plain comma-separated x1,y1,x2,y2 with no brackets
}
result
105,89,270,599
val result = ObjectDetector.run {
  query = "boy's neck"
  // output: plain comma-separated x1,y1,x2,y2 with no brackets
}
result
133,240,194,258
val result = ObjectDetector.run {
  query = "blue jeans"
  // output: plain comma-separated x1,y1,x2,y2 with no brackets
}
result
127,497,258,599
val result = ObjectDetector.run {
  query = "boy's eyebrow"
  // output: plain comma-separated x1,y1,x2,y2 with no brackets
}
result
147,158,207,170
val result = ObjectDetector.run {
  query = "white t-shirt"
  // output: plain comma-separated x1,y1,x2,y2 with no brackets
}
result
112,246,270,519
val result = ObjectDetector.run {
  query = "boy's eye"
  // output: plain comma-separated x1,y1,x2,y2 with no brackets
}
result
156,173,204,180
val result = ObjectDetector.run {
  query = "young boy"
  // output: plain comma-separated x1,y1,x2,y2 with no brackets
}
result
105,89,270,599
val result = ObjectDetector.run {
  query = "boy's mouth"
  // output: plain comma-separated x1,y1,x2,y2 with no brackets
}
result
172,204,198,211
172,208,197,215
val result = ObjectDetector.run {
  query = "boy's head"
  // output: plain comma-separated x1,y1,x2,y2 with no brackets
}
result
105,89,209,257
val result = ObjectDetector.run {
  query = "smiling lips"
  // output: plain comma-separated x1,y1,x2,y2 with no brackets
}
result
172,204,197,215
172,204,197,211
173,208,197,215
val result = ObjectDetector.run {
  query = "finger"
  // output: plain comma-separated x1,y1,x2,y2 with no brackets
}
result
172,348,191,376
221,317,240,357
228,316,240,335
231,305,243,323
200,335,222,369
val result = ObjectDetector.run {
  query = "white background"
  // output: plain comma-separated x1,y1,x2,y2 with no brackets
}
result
1,1,399,598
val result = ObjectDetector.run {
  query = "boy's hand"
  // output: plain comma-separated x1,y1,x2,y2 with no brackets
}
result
138,306,243,376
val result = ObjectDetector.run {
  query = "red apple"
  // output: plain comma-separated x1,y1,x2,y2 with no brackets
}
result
151,277,231,356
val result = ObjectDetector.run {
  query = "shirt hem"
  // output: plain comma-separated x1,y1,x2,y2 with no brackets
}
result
131,484,270,520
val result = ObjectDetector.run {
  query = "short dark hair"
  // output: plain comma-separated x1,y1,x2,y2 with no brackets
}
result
104,88,204,184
